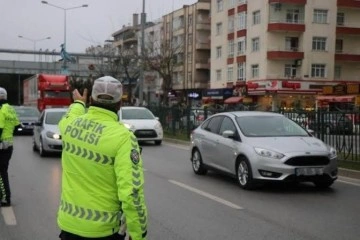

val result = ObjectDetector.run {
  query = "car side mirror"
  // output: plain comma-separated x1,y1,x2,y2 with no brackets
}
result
222,130,236,139
155,117,159,121
307,129,315,135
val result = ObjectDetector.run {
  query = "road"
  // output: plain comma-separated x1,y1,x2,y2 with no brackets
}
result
1,136,360,240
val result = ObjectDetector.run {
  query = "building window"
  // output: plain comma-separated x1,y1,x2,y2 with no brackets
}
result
284,64,297,77
228,16,235,33
312,37,327,51
216,22,223,35
252,37,260,52
251,64,259,78
285,37,299,51
188,54,192,64
216,69,222,81
286,9,300,23
188,15,193,27
239,0,246,4
216,46,222,58
313,9,328,24
337,13,345,26
237,39,246,55
253,10,260,25
227,67,234,82
335,39,343,53
228,40,235,57
188,34,193,45
237,62,246,80
237,12,247,30
334,66,341,80
311,64,326,78
229,0,236,8
217,0,224,12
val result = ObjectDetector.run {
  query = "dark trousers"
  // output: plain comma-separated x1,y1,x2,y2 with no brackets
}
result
59,231,126,240
0,146,13,203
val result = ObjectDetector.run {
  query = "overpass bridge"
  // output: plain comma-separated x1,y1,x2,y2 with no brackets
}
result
0,48,104,105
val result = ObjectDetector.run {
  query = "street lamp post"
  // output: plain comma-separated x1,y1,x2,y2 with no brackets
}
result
41,1,88,72
139,0,145,106
18,35,51,61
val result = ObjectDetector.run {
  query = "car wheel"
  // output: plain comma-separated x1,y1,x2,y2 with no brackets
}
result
154,140,162,145
39,139,47,157
313,179,334,188
191,149,207,175
32,139,38,152
236,157,255,190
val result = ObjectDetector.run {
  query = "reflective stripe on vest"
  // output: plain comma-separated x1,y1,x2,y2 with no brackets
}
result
0,175,7,202
62,141,115,165
130,136,147,232
60,200,122,223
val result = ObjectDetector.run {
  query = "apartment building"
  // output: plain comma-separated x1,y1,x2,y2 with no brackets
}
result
163,0,211,105
211,0,360,110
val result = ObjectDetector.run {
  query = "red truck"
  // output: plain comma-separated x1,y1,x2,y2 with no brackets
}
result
23,74,71,111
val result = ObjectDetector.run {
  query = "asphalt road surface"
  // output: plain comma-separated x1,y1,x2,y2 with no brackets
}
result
1,136,360,240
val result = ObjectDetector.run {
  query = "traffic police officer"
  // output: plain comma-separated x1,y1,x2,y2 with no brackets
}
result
0,87,20,207
57,76,148,240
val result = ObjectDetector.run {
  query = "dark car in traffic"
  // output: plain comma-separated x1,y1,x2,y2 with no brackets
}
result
13,106,40,135
308,112,353,135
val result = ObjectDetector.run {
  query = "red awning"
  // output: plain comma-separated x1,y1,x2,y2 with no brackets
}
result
224,96,243,104
316,95,356,102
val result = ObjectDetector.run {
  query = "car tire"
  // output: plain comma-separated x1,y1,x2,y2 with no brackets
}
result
313,179,334,188
191,149,207,175
39,139,47,157
32,140,38,152
154,140,162,145
236,157,255,190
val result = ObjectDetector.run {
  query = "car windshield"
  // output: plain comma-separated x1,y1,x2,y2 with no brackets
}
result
121,108,155,120
14,107,39,117
45,111,66,125
236,115,309,137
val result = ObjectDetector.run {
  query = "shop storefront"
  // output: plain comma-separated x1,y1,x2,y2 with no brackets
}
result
202,88,233,105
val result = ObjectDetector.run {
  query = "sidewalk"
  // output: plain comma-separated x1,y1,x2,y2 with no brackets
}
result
164,138,360,180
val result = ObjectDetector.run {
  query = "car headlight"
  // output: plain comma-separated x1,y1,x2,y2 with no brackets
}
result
124,123,136,131
327,146,337,159
254,147,285,159
46,131,61,139
154,122,162,130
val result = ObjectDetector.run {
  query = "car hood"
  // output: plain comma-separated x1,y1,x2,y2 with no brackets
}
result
245,136,329,154
121,119,160,129
44,124,60,134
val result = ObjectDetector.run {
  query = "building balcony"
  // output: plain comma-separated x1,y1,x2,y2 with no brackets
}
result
267,48,304,60
268,22,305,32
195,59,210,69
337,0,360,8
196,23,211,31
337,25,360,35
195,41,210,50
269,0,306,4
335,52,360,62
196,2,210,10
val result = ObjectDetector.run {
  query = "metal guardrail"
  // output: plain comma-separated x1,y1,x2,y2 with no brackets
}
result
148,105,360,163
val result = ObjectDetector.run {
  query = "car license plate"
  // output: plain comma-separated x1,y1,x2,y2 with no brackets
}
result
295,167,324,176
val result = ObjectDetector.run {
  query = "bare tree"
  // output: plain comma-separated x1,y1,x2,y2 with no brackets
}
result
143,35,183,106
87,45,122,79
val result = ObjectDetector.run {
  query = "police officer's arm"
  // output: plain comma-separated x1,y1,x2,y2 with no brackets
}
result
114,132,148,240
59,89,87,129
0,110,4,141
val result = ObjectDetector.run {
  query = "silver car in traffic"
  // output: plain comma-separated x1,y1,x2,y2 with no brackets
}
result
33,108,68,157
190,111,338,189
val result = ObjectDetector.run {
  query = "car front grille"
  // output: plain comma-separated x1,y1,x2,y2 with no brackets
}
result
134,129,158,138
285,156,330,166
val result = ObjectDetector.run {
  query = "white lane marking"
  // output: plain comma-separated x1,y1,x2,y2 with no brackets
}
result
1,207,17,225
169,180,243,210
163,142,189,151
337,177,360,187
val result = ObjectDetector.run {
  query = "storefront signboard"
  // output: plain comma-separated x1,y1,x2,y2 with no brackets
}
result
347,84,360,94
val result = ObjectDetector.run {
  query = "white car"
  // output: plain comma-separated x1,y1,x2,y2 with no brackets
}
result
33,108,67,157
119,106,163,145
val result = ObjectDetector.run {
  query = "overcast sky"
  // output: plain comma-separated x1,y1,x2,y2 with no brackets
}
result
0,0,197,54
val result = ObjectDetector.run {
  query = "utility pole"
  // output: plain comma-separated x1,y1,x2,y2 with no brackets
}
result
139,0,145,106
